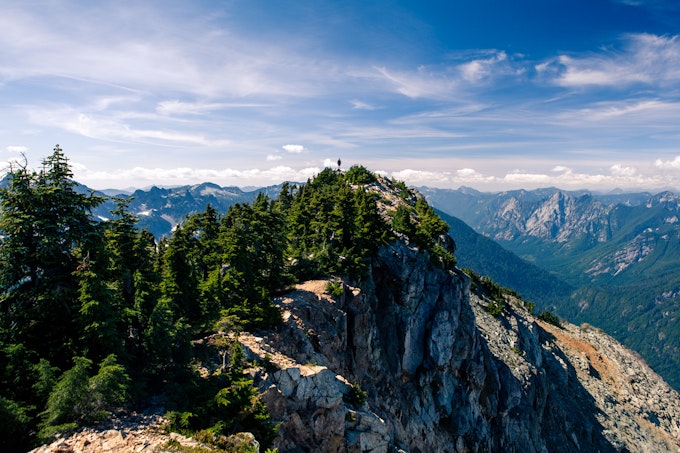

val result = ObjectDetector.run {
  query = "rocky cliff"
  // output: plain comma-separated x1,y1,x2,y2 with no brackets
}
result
238,238,680,452
32,237,680,453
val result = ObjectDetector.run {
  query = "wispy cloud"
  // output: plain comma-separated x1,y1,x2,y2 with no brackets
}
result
459,51,509,82
350,99,378,110
374,50,516,100
26,105,231,147
543,33,680,88
156,100,270,116
2,2,680,192
555,99,680,127
0,3,332,99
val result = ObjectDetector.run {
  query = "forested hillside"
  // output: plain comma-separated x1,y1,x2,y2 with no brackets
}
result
0,147,453,452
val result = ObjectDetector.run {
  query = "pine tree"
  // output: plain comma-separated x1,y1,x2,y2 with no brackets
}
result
0,145,104,366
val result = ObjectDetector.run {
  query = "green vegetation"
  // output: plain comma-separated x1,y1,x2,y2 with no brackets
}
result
537,310,562,328
0,151,456,451
325,279,344,298
345,382,368,407
464,269,506,316
390,199,456,270
432,188,680,389
463,268,537,317
437,210,574,314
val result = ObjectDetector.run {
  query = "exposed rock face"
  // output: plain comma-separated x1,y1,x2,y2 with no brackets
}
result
487,191,611,243
241,238,680,452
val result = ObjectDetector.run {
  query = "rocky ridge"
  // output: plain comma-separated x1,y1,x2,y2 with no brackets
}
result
237,237,680,452
35,180,680,452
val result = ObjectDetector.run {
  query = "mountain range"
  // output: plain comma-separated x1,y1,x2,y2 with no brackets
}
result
421,186,680,391
89,182,287,238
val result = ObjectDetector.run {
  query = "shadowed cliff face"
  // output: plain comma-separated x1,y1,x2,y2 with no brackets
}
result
240,238,680,453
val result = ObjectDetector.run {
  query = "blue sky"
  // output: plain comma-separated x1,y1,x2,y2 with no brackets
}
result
2,0,680,191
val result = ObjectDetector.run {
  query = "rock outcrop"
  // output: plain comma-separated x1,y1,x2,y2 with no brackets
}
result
29,412,260,453
239,238,680,452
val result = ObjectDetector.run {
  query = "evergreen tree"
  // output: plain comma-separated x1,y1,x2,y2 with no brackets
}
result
392,204,416,239
350,187,391,276
103,199,162,369
218,199,282,328
0,146,104,366
39,356,92,436
88,354,130,417
0,396,31,451
159,224,201,326
76,254,122,363
39,354,130,440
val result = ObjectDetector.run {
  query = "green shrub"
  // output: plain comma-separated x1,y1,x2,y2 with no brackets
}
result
487,298,504,317
345,382,367,407
325,279,344,298
393,180,411,199
538,310,562,328
345,165,377,185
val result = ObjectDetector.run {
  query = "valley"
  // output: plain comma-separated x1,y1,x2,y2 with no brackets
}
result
423,186,680,391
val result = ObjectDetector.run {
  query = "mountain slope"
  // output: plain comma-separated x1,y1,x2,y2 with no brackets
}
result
436,209,574,310
423,186,680,391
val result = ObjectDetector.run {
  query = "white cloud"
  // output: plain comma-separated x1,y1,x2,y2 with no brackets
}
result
565,100,680,123
266,154,283,161
460,51,508,82
282,144,305,153
0,3,334,99
26,106,231,147
503,171,552,184
457,168,479,177
453,167,496,185
156,100,269,116
350,99,377,110
375,66,459,99
391,169,451,184
655,156,680,170
610,164,637,176
551,165,571,173
74,163,321,186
